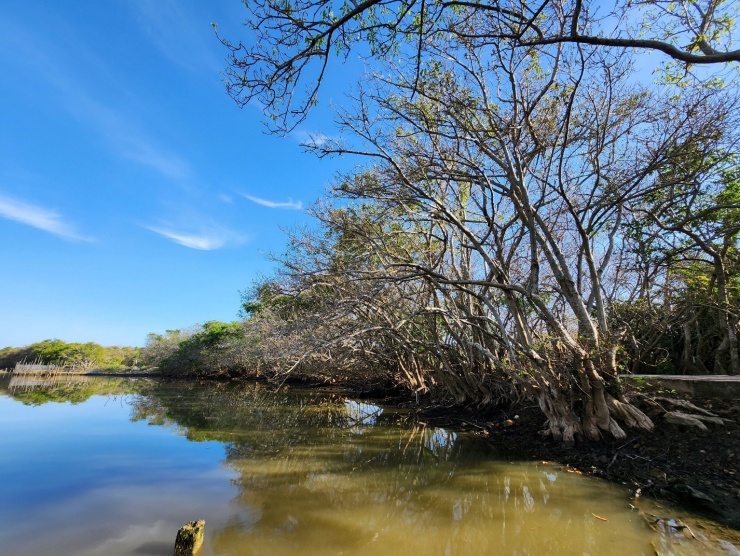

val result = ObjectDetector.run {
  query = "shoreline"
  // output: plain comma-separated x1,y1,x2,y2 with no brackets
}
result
10,369,738,533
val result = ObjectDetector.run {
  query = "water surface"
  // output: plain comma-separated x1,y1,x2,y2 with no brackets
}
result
0,376,732,555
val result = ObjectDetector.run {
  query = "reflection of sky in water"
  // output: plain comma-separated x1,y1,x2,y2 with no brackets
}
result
425,427,456,453
343,399,383,432
0,394,245,556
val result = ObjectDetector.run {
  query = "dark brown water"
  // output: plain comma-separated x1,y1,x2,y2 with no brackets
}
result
0,376,735,555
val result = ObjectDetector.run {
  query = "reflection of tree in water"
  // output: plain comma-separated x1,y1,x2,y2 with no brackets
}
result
131,381,636,555
129,381,467,462
0,375,143,406
129,381,391,445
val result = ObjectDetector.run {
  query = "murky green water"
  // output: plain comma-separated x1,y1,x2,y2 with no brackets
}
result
0,375,735,555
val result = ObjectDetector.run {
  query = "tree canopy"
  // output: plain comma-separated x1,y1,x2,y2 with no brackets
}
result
214,0,740,443
219,0,739,131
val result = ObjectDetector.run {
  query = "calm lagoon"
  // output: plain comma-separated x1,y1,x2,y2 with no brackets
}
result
0,376,728,555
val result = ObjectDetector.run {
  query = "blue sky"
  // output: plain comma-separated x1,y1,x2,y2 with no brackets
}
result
0,1,352,348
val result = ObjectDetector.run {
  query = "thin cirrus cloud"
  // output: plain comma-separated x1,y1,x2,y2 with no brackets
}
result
240,194,303,210
129,0,223,74
289,129,333,147
0,14,190,182
0,193,90,241
144,225,245,251
56,75,191,181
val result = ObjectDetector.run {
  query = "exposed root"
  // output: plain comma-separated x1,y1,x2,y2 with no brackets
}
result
607,394,655,431
538,388,582,444
607,417,627,440
663,410,726,430
654,397,721,418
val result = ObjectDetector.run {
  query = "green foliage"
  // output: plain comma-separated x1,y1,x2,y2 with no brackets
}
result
241,279,330,321
625,150,740,374
30,340,105,369
0,345,33,369
179,321,245,354
0,340,140,371
240,282,284,318
141,321,252,377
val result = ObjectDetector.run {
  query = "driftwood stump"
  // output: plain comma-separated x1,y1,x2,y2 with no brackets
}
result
174,520,205,556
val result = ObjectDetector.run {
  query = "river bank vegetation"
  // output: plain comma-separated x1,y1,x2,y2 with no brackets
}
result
209,0,740,443
144,0,740,445
0,340,140,372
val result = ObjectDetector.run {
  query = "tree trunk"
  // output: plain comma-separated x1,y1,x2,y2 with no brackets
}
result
715,258,740,375
538,385,582,445
538,354,654,444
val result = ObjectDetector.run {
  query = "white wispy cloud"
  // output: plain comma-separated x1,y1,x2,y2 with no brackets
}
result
0,14,190,181
289,129,334,147
240,194,303,210
0,193,90,241
62,87,191,181
130,0,223,74
144,224,246,250
118,134,190,180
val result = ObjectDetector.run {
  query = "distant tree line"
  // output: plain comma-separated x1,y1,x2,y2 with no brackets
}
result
0,340,140,371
